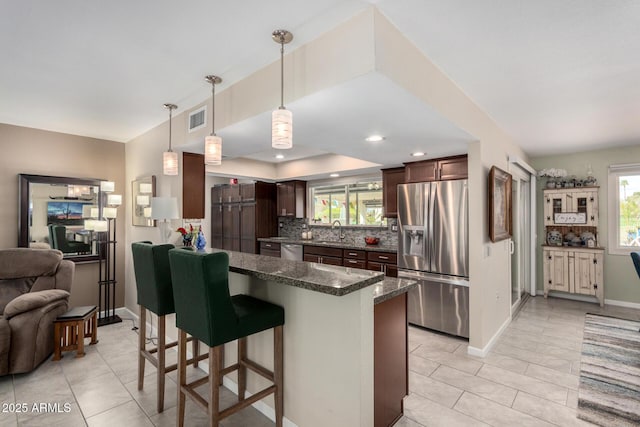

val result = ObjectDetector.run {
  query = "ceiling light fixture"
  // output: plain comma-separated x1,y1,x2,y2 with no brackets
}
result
204,75,223,165
330,173,340,178
365,135,385,142
275,154,284,159
272,29,293,150
162,103,178,175
411,151,426,157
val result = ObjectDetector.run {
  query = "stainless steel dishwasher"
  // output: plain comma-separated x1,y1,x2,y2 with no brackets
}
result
281,244,303,261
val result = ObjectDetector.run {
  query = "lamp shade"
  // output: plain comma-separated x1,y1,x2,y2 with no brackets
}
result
150,197,179,220
136,195,150,206
103,207,117,219
100,181,115,193
204,135,222,165
143,207,152,218
82,205,96,218
107,194,122,206
163,151,178,175
93,220,108,232
90,207,100,218
139,183,152,194
84,219,96,231
272,108,292,149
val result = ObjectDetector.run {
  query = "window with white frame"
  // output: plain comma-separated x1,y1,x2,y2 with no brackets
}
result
608,163,640,254
310,178,385,226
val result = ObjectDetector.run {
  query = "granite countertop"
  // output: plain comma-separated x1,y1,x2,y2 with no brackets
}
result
207,248,384,296
372,277,418,305
258,237,398,253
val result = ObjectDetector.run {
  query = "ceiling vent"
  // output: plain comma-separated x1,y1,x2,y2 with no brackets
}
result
188,106,207,133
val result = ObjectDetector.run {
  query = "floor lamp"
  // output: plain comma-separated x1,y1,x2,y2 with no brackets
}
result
97,184,122,326
150,197,180,243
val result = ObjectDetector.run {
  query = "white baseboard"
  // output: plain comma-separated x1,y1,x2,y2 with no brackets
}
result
544,292,601,305
467,316,511,358
604,298,640,309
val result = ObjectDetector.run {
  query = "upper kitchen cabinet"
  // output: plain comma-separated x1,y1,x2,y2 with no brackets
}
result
277,180,307,218
382,167,405,218
404,155,468,183
183,153,205,218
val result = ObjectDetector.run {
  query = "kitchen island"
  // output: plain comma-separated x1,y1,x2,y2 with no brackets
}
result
202,248,415,427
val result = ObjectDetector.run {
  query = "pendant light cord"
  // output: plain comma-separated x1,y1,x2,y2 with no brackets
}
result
280,41,285,109
168,108,173,151
211,82,216,136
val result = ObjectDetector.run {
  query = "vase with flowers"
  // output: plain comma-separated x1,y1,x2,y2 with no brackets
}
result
538,168,567,189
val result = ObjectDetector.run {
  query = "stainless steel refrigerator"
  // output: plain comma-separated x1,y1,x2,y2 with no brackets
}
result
397,180,469,338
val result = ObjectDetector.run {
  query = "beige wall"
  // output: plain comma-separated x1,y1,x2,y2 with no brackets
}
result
0,123,126,308
532,145,640,305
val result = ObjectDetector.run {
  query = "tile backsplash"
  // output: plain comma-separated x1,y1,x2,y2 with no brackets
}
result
278,217,398,247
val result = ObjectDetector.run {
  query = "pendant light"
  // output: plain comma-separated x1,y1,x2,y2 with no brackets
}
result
204,75,222,165
162,103,178,176
272,29,293,149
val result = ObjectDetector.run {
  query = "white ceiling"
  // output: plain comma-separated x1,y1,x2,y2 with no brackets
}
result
2,0,640,160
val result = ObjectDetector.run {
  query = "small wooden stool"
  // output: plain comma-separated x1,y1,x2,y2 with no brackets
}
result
53,305,98,360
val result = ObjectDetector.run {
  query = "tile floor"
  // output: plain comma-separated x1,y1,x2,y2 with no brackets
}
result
0,296,638,426
401,295,640,427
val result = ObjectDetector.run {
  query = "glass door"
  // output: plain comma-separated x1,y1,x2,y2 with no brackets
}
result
511,168,531,310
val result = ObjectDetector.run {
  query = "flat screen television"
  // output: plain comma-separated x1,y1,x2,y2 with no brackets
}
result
47,201,87,226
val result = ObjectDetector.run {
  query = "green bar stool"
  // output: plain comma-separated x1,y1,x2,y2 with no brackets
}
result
131,241,202,413
168,249,285,427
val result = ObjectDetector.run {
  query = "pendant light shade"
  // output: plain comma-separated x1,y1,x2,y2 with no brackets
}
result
163,103,178,176
272,29,293,150
205,134,222,165
272,108,293,149
163,151,178,176
204,75,222,165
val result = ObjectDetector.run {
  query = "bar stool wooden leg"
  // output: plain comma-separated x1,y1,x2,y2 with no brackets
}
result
209,346,222,427
219,346,224,386
274,325,284,427
237,337,247,400
192,337,200,369
138,306,146,390
177,330,187,427
157,315,166,413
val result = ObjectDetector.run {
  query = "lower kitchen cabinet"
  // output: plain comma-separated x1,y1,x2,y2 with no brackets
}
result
374,293,408,427
260,241,281,258
367,251,398,277
303,245,343,266
543,246,604,306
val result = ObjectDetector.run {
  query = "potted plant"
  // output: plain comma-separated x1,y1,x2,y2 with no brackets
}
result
538,168,567,189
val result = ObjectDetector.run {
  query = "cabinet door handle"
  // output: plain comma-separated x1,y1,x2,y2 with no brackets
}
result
348,252,357,256
378,255,389,260
348,259,357,264
265,244,271,248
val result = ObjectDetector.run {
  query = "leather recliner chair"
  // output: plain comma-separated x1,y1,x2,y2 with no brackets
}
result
0,248,74,375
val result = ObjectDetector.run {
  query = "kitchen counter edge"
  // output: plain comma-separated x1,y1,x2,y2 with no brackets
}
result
258,237,398,253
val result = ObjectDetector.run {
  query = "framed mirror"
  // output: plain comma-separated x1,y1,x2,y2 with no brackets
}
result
132,176,156,226
18,174,103,262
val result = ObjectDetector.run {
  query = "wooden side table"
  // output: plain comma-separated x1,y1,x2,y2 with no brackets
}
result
53,305,99,360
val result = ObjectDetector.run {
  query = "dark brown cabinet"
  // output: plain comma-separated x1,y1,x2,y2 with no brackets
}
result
211,181,277,254
382,167,405,218
404,154,468,183
367,251,398,277
260,241,281,258
303,245,343,266
374,293,408,427
276,180,307,218
183,152,205,218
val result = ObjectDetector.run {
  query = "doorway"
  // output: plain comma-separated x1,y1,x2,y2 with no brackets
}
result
510,165,533,313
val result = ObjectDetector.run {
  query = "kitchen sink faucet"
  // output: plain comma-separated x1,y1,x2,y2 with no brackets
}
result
331,220,346,240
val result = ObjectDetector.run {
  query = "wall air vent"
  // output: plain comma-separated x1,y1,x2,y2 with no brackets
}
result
188,106,207,133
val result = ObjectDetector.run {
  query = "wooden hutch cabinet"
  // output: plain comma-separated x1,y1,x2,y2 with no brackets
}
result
542,186,604,306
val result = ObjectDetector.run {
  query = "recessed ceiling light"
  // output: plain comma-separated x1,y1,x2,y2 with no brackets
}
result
411,152,426,157
330,173,340,178
275,154,284,159
365,135,385,142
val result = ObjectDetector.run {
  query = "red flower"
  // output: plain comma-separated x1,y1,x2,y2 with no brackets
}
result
176,227,187,235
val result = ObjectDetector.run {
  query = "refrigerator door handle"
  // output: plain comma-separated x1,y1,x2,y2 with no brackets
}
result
428,182,436,272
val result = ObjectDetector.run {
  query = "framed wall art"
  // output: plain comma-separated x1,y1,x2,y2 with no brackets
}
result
488,166,512,243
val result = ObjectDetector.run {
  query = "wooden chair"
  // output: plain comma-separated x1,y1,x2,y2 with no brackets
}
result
131,241,204,413
168,249,284,427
